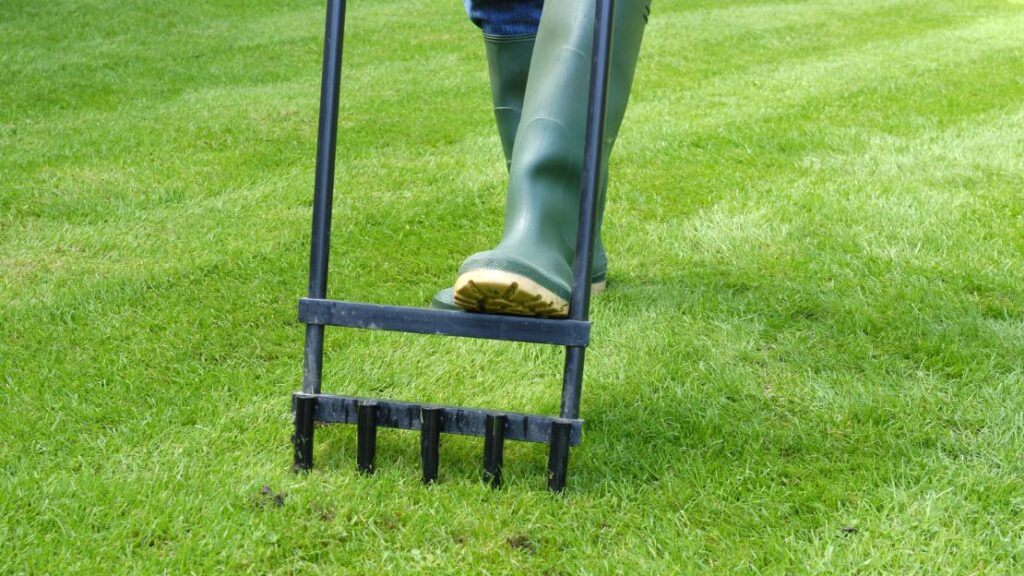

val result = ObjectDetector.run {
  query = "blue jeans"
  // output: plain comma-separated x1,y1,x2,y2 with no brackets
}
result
464,0,544,36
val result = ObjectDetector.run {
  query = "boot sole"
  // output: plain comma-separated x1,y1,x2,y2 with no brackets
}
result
454,270,569,318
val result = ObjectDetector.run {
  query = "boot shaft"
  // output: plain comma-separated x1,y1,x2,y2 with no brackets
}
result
501,0,651,256
484,34,536,171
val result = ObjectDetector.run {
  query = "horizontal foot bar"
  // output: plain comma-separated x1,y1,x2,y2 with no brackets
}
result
294,393,582,446
298,298,590,346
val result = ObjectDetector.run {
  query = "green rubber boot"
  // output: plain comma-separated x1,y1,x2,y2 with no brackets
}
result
431,34,534,312
483,33,607,287
450,0,650,317
431,32,608,312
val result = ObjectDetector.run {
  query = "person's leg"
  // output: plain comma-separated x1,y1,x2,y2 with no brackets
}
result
430,1,542,311
466,0,542,170
451,0,651,317
466,0,609,295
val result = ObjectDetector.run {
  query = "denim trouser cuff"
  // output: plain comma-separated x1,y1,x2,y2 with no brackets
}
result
464,0,543,37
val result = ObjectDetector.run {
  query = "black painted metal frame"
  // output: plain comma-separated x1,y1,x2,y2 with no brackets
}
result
293,0,616,492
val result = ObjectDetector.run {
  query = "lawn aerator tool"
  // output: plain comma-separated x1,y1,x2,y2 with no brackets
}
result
292,0,616,492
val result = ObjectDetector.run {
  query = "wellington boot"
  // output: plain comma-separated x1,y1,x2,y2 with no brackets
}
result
485,34,610,287
431,31,607,312
451,0,649,317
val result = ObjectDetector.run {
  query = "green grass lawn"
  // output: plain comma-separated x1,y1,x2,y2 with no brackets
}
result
3,0,1024,573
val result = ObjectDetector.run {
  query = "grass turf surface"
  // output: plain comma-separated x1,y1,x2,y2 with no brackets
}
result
2,0,1024,573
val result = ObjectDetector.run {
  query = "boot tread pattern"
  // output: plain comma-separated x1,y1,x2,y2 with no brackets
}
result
454,270,569,318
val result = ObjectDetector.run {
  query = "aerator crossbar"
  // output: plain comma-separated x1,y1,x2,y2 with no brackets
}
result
293,0,616,491
299,299,591,346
